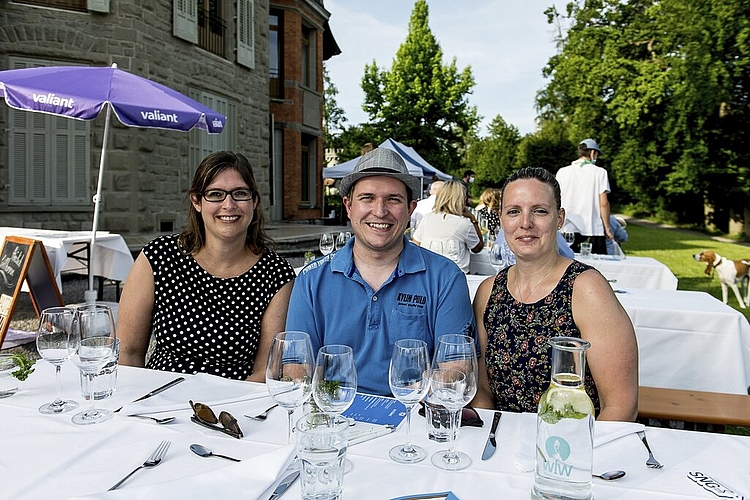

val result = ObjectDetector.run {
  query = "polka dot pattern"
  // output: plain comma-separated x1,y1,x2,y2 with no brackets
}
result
142,234,295,380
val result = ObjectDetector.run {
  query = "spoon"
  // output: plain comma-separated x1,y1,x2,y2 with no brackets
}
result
190,443,241,462
593,470,626,481
128,414,175,424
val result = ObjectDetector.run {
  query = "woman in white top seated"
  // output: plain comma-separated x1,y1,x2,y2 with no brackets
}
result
412,180,484,273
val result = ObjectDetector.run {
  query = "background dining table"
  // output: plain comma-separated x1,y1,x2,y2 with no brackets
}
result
2,362,749,499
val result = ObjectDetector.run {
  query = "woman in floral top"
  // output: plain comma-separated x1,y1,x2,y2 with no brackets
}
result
471,167,638,421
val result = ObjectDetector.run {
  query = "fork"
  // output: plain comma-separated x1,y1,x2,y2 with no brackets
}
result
636,430,663,468
244,403,279,421
108,440,171,490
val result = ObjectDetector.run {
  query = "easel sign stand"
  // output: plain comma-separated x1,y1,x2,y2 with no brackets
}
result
0,236,64,347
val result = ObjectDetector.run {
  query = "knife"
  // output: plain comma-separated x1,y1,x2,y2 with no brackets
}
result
268,468,300,500
481,411,502,460
114,376,185,412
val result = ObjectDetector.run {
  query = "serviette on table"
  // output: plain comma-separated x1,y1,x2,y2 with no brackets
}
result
73,444,296,500
514,415,645,472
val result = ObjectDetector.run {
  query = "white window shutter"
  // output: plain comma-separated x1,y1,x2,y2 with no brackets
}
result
87,0,109,13
237,0,255,69
173,0,197,44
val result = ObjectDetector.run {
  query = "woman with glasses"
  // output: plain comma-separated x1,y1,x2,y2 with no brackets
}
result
118,151,295,381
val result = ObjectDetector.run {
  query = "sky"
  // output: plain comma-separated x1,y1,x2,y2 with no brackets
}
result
324,0,567,136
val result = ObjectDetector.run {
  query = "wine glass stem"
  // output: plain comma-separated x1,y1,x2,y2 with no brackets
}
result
403,403,414,450
286,408,294,445
53,364,63,405
86,373,97,416
446,408,461,460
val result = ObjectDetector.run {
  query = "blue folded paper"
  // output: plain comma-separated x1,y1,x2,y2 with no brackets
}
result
390,492,460,500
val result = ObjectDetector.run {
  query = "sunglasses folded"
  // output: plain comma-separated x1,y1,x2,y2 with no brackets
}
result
418,401,484,428
189,400,243,439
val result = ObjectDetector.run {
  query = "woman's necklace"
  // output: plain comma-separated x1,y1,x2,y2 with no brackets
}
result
515,260,556,303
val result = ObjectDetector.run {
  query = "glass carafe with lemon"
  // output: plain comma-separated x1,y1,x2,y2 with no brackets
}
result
532,337,594,500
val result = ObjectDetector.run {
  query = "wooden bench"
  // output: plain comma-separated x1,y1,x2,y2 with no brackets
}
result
638,386,750,429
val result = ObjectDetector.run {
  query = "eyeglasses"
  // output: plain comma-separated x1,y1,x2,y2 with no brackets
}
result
201,188,255,203
189,400,243,439
418,401,484,428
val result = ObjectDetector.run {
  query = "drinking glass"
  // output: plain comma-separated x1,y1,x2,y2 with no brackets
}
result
266,331,315,444
319,233,334,256
563,232,575,247
388,339,430,463
70,304,116,425
335,231,351,251
312,344,357,418
430,334,478,470
35,306,78,414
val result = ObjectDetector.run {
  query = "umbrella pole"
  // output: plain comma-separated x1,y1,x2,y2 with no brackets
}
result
85,104,112,304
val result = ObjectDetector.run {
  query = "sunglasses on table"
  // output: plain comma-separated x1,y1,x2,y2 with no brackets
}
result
418,401,484,428
189,400,243,439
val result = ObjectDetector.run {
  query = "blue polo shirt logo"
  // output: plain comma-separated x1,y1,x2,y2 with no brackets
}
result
396,292,427,308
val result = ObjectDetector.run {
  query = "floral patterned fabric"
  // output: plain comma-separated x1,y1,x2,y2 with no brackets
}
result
483,260,601,415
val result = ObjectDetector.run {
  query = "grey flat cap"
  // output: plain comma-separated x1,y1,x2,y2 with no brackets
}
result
340,148,421,199
580,138,602,153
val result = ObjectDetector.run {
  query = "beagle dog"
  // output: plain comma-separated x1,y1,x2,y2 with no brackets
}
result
693,250,750,308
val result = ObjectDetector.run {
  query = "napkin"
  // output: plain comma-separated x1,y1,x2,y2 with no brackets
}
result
73,444,296,500
391,492,460,500
120,372,271,415
514,415,645,472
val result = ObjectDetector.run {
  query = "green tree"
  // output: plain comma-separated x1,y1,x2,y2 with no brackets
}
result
464,116,521,187
323,65,347,150
361,0,479,174
538,0,750,230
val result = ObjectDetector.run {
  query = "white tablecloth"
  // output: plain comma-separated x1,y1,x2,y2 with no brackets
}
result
470,251,678,290
2,363,750,499
0,227,134,291
467,277,750,395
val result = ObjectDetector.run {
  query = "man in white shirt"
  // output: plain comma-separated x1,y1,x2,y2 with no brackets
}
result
556,138,613,254
410,180,444,231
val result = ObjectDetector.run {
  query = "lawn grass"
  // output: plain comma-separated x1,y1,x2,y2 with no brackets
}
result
622,221,750,435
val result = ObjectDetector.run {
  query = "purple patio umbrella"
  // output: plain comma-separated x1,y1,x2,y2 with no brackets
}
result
0,63,226,302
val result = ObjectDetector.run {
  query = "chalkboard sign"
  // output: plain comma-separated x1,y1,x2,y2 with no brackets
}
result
0,236,63,346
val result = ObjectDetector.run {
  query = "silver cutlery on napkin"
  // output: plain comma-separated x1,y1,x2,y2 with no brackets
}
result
108,440,171,490
115,376,185,412
481,411,502,460
636,430,664,468
268,464,300,499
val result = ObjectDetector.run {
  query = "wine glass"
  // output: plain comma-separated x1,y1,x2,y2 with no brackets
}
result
70,304,116,425
266,331,315,444
319,233,334,256
312,344,357,418
335,231,351,250
430,334,478,470
388,339,430,463
35,306,78,414
563,232,575,247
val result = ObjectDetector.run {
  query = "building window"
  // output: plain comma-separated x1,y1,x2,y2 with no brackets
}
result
197,0,225,57
301,26,316,89
300,134,316,205
188,90,237,180
7,58,90,207
14,0,86,11
269,10,283,98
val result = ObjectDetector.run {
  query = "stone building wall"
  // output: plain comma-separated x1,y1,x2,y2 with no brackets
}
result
0,0,270,235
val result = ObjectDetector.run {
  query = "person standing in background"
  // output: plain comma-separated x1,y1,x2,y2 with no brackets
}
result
556,139,613,254
411,180,444,231
475,188,501,238
460,169,476,207
606,215,629,255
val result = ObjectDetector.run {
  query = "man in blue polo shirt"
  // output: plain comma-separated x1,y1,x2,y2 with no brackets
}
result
287,148,476,396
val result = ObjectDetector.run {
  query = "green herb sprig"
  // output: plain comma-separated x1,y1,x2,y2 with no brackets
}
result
10,352,35,381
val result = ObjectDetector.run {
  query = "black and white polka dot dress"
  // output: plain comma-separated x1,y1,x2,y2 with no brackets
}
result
142,234,295,380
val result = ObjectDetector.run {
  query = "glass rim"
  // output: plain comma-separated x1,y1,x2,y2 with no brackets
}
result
318,344,352,355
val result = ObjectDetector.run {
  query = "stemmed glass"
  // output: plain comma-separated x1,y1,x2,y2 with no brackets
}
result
70,304,116,425
335,231,351,251
312,344,357,419
319,233,334,256
563,232,575,247
430,334,478,470
388,339,430,463
35,306,78,414
266,331,315,444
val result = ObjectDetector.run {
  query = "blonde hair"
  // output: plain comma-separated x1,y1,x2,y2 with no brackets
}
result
432,180,466,216
479,188,500,211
